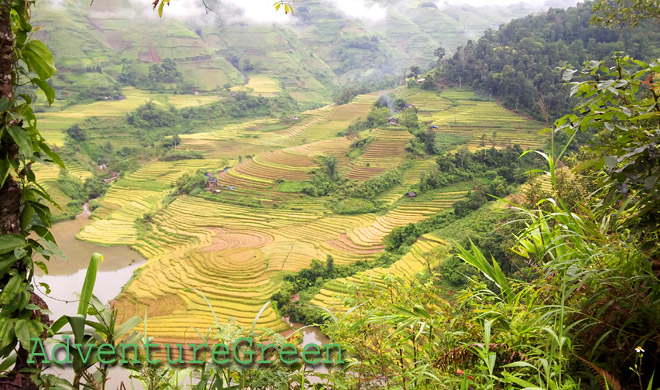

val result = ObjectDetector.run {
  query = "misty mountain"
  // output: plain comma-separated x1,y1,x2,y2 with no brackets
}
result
33,0,571,106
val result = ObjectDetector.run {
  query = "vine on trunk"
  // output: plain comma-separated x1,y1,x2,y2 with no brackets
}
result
0,0,61,388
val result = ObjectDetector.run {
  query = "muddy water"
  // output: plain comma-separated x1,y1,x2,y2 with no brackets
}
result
34,205,145,316
34,204,146,389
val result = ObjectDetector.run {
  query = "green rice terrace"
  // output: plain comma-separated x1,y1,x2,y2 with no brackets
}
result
36,84,544,343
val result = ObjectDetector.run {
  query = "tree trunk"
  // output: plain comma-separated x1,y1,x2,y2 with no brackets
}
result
0,0,19,237
0,2,42,389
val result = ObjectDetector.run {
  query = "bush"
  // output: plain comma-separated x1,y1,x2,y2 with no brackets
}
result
331,198,380,214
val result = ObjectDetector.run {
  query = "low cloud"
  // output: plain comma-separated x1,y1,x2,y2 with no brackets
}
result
438,0,578,8
325,0,387,22
124,0,295,25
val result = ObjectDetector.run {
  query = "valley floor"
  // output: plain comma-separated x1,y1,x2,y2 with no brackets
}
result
37,86,543,341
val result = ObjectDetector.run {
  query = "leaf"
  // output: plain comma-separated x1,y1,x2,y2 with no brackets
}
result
22,40,56,80
7,126,33,158
251,301,270,333
13,247,26,260
31,78,55,105
77,253,101,318
0,234,27,255
39,282,51,295
38,237,66,260
35,261,48,274
67,315,86,345
39,142,65,168
1,275,23,305
114,316,142,339
158,1,165,17
0,97,12,111
14,320,31,349
0,158,10,189
604,156,618,169
575,355,623,390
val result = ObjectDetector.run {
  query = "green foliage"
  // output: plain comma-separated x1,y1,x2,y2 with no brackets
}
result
175,170,208,195
271,253,403,325
400,108,419,131
331,198,379,215
419,145,530,193
558,54,660,257
276,180,308,193
385,211,455,252
161,149,204,161
366,106,391,127
346,163,408,199
332,75,401,105
439,2,660,121
128,101,179,128
148,58,182,84
302,156,344,197
66,124,86,142
0,3,63,384
592,0,660,26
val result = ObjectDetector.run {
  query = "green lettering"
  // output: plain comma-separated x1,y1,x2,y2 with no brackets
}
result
166,343,185,364
279,343,299,364
27,338,49,364
97,344,116,364
256,343,277,364
53,335,72,364
211,343,230,364
233,337,253,365
188,343,208,364
302,344,321,364
73,343,95,364
323,343,343,364
119,343,139,364
145,340,161,364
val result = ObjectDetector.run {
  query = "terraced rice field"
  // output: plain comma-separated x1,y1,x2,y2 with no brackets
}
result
77,159,221,245
37,87,221,146
230,74,282,96
345,129,412,180
408,89,544,151
311,233,450,310
66,88,543,341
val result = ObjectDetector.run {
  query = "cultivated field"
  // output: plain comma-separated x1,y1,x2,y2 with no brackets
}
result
407,89,544,151
54,86,544,340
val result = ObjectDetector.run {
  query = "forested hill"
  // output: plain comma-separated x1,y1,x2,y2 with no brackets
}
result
439,1,660,122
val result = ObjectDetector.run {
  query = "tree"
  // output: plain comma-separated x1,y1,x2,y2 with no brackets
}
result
325,254,335,277
366,106,390,127
423,127,436,154
66,124,86,142
0,1,60,388
409,65,421,79
400,109,419,131
592,0,660,26
559,55,660,257
320,155,338,181
434,46,446,66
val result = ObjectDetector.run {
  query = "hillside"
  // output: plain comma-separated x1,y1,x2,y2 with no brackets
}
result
438,1,660,121
74,85,543,340
32,0,548,108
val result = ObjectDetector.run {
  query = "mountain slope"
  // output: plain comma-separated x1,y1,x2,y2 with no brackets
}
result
33,0,559,107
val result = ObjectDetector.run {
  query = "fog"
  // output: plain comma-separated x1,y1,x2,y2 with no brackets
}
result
112,0,581,24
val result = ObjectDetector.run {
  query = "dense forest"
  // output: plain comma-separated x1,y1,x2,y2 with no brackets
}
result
439,1,660,121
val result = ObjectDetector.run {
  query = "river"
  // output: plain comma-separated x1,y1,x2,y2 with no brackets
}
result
34,203,146,389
